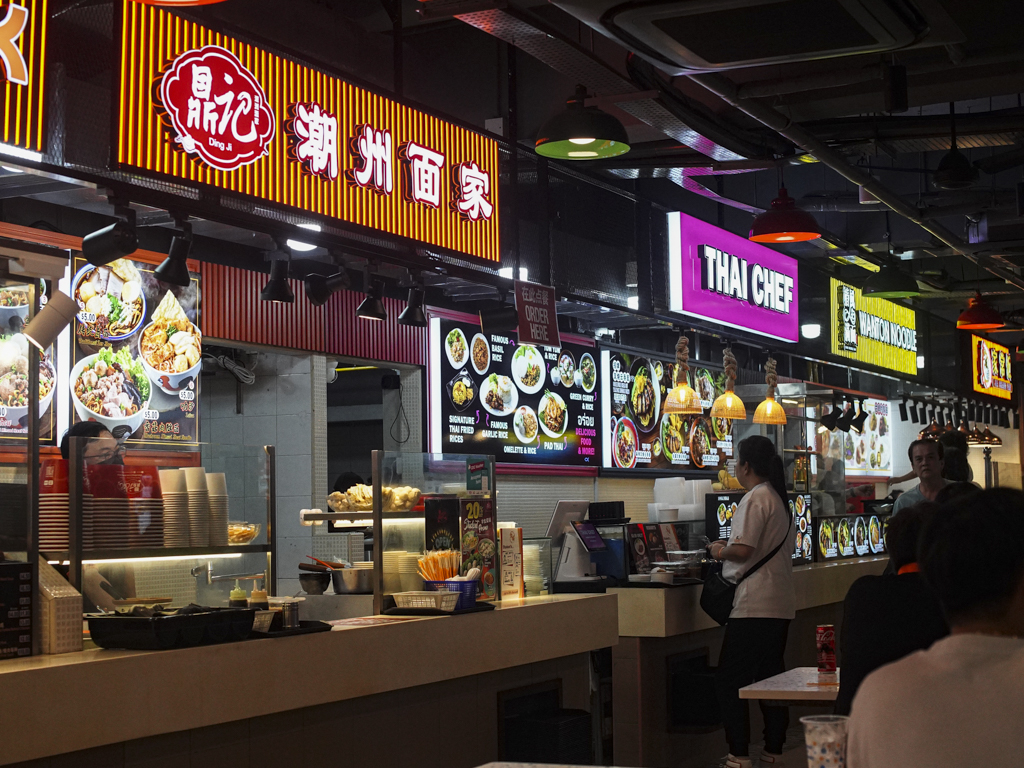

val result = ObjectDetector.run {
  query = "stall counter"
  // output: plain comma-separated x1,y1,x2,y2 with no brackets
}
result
0,594,617,766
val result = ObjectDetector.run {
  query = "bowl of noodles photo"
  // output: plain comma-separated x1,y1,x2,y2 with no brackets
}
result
72,259,147,343
0,334,56,425
70,346,151,438
139,291,202,395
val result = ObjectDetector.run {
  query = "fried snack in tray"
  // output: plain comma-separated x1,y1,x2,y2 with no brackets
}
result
386,486,422,512
327,484,420,512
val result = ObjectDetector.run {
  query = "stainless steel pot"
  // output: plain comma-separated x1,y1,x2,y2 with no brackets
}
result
331,568,374,594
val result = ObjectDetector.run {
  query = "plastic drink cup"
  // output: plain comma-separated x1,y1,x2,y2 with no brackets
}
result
801,714,849,768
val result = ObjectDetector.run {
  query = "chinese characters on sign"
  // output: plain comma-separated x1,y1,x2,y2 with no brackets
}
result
829,278,917,375
971,335,1012,401
515,280,560,348
0,0,48,154
119,2,500,262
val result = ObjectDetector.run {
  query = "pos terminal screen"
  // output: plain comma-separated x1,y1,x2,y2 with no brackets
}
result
571,521,608,552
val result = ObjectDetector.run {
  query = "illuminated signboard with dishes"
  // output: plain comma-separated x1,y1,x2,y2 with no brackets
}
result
829,278,917,376
667,212,799,343
821,398,893,478
116,2,499,262
0,0,48,157
971,334,1012,401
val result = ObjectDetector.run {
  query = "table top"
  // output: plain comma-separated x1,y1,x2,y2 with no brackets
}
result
739,666,840,701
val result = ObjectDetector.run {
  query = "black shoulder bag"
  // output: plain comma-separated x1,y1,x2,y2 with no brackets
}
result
700,510,793,626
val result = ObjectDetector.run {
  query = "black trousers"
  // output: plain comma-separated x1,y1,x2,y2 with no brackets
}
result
715,617,791,757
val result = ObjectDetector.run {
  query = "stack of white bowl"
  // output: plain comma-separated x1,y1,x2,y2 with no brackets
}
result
206,472,229,547
183,467,210,547
382,550,406,594
524,543,546,596
399,553,422,592
159,470,190,548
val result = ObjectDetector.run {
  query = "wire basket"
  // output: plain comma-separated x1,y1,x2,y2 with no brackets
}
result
393,591,460,612
423,580,478,610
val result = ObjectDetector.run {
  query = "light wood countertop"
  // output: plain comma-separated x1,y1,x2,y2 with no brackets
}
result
609,557,887,638
0,594,618,766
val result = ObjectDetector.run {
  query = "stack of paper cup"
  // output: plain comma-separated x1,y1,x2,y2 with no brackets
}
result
399,553,422,592
183,467,210,547
159,470,190,548
206,472,229,547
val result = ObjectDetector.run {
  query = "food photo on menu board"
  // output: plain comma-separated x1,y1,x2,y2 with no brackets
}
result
601,349,732,471
823,398,892,477
0,281,57,444
70,257,200,445
430,318,599,466
789,493,813,563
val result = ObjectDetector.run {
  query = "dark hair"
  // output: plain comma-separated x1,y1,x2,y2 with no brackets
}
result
333,472,364,493
940,448,972,482
907,438,943,464
59,422,111,460
934,481,980,506
919,488,1024,624
938,430,969,455
885,502,937,570
737,435,788,509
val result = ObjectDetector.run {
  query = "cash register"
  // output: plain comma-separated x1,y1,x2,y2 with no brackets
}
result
548,500,620,593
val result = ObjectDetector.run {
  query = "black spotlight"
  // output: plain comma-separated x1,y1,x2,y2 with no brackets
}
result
836,401,855,433
1002,408,1011,429
899,397,908,422
398,287,427,327
82,220,138,266
983,404,991,425
305,272,349,308
851,399,869,432
918,402,928,423
260,259,294,303
820,394,841,431
936,407,946,429
909,399,919,424
968,401,976,422
479,302,519,335
356,279,388,321
954,402,962,428
154,228,192,287
1014,412,1020,430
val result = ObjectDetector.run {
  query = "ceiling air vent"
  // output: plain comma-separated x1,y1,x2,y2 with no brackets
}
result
592,0,930,73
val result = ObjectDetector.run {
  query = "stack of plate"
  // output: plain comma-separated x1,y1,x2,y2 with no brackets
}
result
39,491,70,552
183,467,210,547
399,553,422,592
352,561,373,569
128,489,164,549
91,491,129,550
159,470,190,548
206,472,229,547
524,543,547,596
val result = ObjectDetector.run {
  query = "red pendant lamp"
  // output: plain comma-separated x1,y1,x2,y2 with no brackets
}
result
956,292,1004,330
129,0,228,5
749,187,821,243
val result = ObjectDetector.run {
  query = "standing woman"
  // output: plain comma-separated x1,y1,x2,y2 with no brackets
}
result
708,435,796,768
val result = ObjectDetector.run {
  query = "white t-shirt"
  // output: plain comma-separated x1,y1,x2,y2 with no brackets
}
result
847,634,1024,768
722,483,795,620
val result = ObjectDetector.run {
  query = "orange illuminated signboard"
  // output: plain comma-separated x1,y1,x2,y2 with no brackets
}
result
116,2,500,262
971,334,1012,401
0,0,48,158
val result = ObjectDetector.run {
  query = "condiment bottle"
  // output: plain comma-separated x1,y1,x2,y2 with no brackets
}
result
249,584,269,610
229,580,248,608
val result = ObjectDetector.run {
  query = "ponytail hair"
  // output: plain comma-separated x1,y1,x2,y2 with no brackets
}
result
737,435,789,510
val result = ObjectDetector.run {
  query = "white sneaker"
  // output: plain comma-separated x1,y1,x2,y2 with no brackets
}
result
759,751,783,767
725,756,753,768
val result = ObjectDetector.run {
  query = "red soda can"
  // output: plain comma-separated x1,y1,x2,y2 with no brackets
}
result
816,624,837,673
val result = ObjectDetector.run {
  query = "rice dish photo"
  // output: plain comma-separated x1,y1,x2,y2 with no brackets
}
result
140,291,201,375
471,333,489,374
446,328,468,367
483,373,516,415
661,413,687,457
514,405,538,443
511,345,545,393
614,418,638,468
689,418,712,468
74,259,146,341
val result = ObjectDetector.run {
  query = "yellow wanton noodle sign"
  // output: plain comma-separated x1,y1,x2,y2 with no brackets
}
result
830,278,917,375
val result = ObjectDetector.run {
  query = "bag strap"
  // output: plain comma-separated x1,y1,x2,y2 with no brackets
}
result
734,507,793,586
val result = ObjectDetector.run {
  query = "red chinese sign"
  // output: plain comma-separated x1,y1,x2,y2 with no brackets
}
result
515,279,560,348
118,2,500,262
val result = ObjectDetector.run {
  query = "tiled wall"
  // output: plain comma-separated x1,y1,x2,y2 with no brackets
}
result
200,351,315,596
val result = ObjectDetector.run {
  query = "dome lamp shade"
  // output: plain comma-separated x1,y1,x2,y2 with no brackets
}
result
749,188,821,243
663,334,703,415
862,263,920,299
535,85,630,161
753,356,787,425
710,345,746,420
957,292,1004,330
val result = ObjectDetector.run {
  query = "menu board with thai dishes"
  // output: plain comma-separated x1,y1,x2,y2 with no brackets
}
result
601,348,731,472
71,257,200,446
429,317,599,466
705,491,745,542
0,281,57,444
822,398,892,477
789,493,813,564
815,513,888,562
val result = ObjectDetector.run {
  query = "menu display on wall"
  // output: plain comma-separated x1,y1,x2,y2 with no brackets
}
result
816,514,888,562
790,493,813,564
429,317,599,466
971,334,1012,401
822,399,892,477
0,280,57,445
602,349,732,472
71,257,201,446
705,491,745,542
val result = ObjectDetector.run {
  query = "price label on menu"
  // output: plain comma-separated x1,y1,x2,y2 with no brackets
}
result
432,319,600,466
143,409,160,421
178,390,195,402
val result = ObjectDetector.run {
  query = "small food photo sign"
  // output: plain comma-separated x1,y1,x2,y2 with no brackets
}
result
0,280,57,445
601,348,732,472
460,497,496,601
814,514,885,562
705,491,745,542
499,526,524,600
70,257,200,446
790,493,813,564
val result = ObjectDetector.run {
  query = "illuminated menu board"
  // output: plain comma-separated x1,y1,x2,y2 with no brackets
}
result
821,399,893,478
428,317,599,467
971,335,1012,401
0,280,56,445
830,278,917,376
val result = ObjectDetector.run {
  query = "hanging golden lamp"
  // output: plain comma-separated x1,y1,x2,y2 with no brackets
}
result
663,334,703,415
980,425,1003,446
710,345,747,420
966,423,986,446
753,356,787,425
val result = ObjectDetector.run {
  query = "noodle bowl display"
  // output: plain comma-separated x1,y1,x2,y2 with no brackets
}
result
0,334,56,423
70,347,151,436
139,291,202,394
72,260,146,342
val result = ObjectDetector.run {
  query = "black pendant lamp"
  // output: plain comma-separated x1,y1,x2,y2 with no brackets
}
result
933,103,979,190
535,85,630,161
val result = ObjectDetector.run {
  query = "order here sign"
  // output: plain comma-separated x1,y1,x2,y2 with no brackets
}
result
515,280,560,348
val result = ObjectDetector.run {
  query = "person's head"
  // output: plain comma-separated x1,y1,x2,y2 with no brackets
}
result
908,439,944,483
333,471,364,493
934,480,980,506
938,430,969,456
59,422,124,465
940,447,972,482
919,488,1024,632
885,501,937,570
736,435,788,507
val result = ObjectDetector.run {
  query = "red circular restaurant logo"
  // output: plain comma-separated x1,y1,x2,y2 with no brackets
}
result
158,45,275,172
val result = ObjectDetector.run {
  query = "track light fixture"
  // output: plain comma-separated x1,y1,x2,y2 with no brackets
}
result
23,290,77,351
357,278,388,321
820,393,841,431
260,258,294,303
936,407,946,429
83,203,138,266
908,398,918,424
898,397,908,422
850,399,869,433
968,401,976,422
479,292,519,336
154,218,192,287
305,271,350,308
1015,412,1020,430
836,400,855,433
398,287,428,327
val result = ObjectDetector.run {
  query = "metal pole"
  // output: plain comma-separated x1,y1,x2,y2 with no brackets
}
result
984,446,993,489
68,437,84,592
26,281,40,656
266,445,277,595
372,450,383,616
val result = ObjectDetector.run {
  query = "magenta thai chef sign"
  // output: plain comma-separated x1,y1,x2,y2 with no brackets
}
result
667,212,799,343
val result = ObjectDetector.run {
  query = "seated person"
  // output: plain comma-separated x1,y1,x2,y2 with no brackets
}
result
847,488,1024,767
835,503,948,715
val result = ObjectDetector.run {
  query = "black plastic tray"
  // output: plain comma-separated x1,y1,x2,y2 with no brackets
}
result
384,602,497,617
250,620,332,638
87,608,256,650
